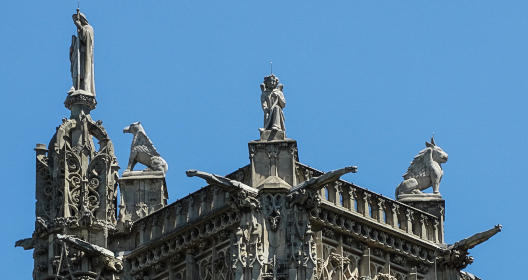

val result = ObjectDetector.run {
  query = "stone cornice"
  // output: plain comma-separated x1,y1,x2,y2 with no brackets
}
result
125,206,239,274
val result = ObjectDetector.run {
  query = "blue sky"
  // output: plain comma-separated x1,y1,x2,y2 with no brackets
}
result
1,1,525,278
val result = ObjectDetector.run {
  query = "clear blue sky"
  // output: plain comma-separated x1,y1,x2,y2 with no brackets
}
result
1,1,525,278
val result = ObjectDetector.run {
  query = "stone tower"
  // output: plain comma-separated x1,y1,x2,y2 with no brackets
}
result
19,10,123,280
17,11,502,280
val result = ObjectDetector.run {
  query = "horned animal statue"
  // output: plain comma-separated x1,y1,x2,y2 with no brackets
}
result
123,122,168,173
395,137,448,198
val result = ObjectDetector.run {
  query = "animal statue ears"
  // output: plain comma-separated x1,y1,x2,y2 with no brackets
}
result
425,136,436,148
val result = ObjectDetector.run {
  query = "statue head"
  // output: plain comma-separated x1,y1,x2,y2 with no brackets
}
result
263,74,279,90
426,137,448,163
72,12,89,25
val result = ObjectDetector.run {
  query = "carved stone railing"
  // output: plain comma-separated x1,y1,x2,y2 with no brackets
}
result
296,163,443,244
124,185,239,276
122,167,252,276
129,184,235,248
127,165,250,248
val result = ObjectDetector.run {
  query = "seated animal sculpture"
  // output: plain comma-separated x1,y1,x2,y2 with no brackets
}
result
123,122,168,173
396,137,448,197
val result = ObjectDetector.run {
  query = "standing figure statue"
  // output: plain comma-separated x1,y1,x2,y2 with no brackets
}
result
259,74,286,132
395,137,448,197
69,9,95,95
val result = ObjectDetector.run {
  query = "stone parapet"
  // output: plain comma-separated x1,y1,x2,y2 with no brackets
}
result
296,163,443,244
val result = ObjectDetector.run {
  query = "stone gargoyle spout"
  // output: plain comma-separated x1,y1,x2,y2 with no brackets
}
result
186,169,258,195
56,234,123,273
440,224,502,270
449,224,502,251
290,166,358,193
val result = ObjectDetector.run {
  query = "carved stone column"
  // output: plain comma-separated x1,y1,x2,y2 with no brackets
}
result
359,247,371,279
185,250,196,280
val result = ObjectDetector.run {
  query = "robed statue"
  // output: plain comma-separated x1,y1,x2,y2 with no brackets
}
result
69,10,95,95
259,74,286,132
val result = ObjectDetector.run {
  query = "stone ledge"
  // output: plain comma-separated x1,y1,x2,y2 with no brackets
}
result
120,170,165,180
397,193,443,202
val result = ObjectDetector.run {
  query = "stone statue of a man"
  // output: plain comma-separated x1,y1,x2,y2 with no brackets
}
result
69,10,95,95
260,74,286,132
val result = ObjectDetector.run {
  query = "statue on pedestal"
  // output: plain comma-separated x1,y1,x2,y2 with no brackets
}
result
69,9,95,95
259,74,286,133
395,137,448,198
123,122,168,173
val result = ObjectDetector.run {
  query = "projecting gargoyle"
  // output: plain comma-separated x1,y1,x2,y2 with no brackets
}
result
440,224,502,269
449,224,502,251
15,237,34,250
290,166,358,193
186,169,258,195
56,234,123,272
287,166,358,208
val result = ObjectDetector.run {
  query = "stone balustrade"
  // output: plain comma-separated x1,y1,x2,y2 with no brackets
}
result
297,163,443,244
130,184,236,248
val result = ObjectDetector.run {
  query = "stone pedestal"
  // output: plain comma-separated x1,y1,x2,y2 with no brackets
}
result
118,171,168,223
398,193,445,243
248,139,298,188
398,194,444,217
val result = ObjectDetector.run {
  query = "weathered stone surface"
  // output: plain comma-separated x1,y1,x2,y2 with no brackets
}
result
118,170,168,223
249,139,298,188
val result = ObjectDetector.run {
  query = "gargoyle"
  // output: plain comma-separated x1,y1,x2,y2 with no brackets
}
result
56,234,123,272
288,166,357,208
290,166,357,193
186,169,258,195
186,170,259,210
440,224,502,269
15,237,34,250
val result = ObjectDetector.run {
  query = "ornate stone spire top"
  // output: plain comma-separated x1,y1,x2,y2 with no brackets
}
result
259,74,286,141
15,11,121,279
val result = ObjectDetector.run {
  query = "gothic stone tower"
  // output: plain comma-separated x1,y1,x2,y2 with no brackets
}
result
17,11,501,280
17,10,122,280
